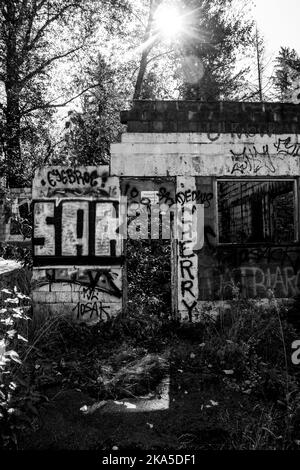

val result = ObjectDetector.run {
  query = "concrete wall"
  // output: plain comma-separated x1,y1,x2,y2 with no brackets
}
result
30,101,300,323
32,166,123,324
111,120,300,321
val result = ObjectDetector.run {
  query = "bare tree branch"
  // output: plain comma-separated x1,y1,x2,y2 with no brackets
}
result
130,10,146,28
22,83,101,115
43,137,65,164
20,45,84,86
146,49,173,66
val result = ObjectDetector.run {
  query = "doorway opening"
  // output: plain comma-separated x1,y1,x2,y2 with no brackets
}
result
121,178,176,320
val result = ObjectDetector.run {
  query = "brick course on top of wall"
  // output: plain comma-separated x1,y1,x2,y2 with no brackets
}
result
120,100,300,134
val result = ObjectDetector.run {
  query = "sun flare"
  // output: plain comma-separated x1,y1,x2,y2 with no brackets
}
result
154,4,184,41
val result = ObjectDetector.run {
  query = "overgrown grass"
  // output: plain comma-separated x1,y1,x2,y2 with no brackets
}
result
173,300,300,449
0,287,33,449
1,280,300,450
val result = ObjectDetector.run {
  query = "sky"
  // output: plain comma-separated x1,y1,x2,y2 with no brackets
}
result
254,0,300,55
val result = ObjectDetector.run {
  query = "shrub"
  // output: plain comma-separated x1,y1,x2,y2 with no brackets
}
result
0,288,32,449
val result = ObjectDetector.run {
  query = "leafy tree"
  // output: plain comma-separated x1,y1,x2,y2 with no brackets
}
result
179,0,254,100
132,0,254,101
133,0,163,100
0,0,258,183
52,55,127,166
273,47,300,102
56,0,257,167
0,0,129,186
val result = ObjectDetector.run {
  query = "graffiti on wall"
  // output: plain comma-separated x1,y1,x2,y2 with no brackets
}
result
37,167,118,199
177,177,205,321
274,137,300,157
209,265,300,299
123,181,213,209
122,178,205,320
32,167,122,324
179,239,198,320
195,172,300,307
199,240,300,301
33,199,121,259
0,189,31,242
70,268,121,322
122,180,208,241
193,165,300,307
32,266,122,323
205,124,298,141
230,136,300,175
230,145,276,175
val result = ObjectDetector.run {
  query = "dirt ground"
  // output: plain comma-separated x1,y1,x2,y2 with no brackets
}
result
19,342,286,451
19,378,249,450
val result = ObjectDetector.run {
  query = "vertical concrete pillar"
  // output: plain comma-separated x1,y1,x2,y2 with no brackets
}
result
176,176,203,321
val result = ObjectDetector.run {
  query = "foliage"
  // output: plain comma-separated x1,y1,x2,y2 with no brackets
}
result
19,314,173,406
0,244,32,271
2,198,32,242
52,55,126,166
176,300,298,395
127,239,172,319
173,300,300,448
178,0,254,100
12,296,300,450
0,0,131,184
0,259,296,451
0,0,259,179
130,0,255,101
0,186,33,268
273,47,300,102
0,287,32,449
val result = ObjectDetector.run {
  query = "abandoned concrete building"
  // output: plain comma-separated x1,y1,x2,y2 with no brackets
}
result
2,100,300,323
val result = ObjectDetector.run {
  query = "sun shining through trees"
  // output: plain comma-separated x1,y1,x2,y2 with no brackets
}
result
153,3,185,41
152,1,208,47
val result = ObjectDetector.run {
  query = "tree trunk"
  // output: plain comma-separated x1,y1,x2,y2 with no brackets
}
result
4,0,24,187
5,85,22,186
133,0,162,100
133,48,152,100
